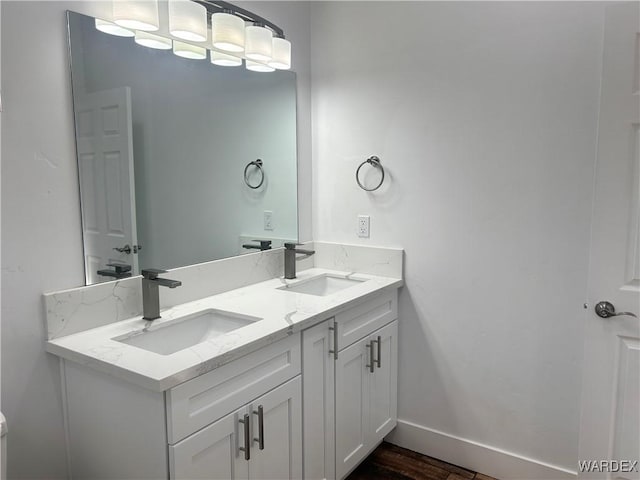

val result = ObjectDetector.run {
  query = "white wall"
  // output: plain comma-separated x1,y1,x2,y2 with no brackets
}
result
310,2,604,476
0,1,311,478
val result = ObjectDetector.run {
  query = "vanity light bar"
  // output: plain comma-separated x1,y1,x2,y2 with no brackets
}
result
97,0,290,72
194,0,291,69
193,0,284,38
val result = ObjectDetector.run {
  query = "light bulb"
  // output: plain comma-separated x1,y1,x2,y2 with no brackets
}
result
210,50,242,67
168,0,207,42
173,40,207,59
245,25,272,62
134,31,172,49
268,37,291,70
211,13,245,53
246,60,274,72
113,0,159,32
95,18,135,37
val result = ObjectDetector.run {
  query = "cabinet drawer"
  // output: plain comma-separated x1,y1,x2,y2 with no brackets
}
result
336,289,397,352
166,335,301,444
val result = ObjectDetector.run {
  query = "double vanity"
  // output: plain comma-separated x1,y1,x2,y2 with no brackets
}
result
45,242,403,480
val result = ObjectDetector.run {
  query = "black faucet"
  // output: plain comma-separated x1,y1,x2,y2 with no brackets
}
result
284,243,315,279
141,269,182,320
242,240,272,251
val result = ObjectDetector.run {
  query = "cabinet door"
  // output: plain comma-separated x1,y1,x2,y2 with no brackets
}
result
302,320,336,480
335,336,371,480
369,320,398,442
170,408,249,480
249,377,303,480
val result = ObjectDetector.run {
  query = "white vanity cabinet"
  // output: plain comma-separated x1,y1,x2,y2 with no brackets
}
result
63,334,302,480
302,289,398,480
170,377,302,480
61,285,400,480
167,334,303,480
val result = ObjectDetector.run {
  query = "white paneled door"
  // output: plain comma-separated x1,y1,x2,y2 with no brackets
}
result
578,3,640,479
75,87,138,284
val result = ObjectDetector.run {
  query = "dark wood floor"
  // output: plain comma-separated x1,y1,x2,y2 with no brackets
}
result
346,442,498,480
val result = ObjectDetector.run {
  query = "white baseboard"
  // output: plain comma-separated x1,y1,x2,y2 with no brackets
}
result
385,419,577,480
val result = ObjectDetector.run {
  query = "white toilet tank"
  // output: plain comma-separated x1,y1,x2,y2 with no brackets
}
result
0,412,7,480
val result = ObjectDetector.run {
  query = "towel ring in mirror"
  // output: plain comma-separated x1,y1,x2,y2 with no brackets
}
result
244,159,265,189
356,155,385,191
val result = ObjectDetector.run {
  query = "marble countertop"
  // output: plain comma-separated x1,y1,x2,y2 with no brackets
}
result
46,268,402,391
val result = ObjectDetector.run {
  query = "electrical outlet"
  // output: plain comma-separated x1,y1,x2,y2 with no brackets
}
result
358,215,370,238
264,211,274,231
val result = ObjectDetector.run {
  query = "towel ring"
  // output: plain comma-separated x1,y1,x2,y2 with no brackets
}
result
244,159,265,189
356,156,385,191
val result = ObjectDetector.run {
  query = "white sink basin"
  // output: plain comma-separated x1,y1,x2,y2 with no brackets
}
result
278,274,366,297
114,309,261,355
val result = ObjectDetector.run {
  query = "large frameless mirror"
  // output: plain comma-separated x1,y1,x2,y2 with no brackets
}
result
67,11,298,285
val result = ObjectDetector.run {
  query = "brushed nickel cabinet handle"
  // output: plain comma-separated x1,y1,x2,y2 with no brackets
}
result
239,414,250,460
328,321,338,359
375,335,382,368
253,405,264,450
366,340,375,373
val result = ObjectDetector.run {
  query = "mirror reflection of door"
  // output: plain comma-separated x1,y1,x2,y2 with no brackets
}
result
578,3,640,477
75,86,139,284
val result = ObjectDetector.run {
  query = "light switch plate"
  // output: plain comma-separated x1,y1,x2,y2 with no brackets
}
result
264,211,274,231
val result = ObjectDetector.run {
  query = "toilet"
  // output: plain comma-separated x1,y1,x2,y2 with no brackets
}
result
0,412,6,480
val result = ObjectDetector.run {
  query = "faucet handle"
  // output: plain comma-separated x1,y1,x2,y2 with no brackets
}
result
141,268,167,280
284,242,303,249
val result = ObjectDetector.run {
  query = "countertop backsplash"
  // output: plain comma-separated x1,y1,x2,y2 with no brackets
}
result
44,241,403,341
